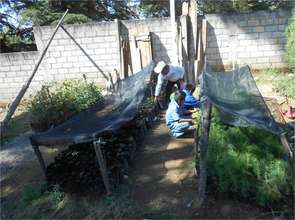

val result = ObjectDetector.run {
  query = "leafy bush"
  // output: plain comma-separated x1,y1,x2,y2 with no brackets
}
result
205,114,291,207
274,73,295,99
286,8,295,70
28,80,104,131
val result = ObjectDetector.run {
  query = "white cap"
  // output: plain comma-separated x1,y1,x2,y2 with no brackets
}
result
154,61,166,74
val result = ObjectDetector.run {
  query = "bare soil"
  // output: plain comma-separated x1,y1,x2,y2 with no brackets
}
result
129,114,264,219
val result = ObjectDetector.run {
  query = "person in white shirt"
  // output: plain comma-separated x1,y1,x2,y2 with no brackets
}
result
153,61,185,104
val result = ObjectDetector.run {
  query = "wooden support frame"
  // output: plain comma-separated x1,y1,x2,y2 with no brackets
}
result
60,25,109,81
93,139,111,195
32,145,47,177
280,133,295,219
197,100,212,208
1,10,69,128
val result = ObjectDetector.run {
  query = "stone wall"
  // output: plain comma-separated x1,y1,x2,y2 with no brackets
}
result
205,9,292,69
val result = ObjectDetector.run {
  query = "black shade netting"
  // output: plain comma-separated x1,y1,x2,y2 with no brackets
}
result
30,62,155,147
200,65,283,135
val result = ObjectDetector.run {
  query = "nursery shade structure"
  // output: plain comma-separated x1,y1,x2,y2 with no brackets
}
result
30,62,155,147
200,65,284,135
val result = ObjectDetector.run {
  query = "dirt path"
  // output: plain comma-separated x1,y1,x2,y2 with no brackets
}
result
129,114,263,219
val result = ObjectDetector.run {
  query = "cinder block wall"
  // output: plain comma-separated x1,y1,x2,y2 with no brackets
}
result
0,10,292,102
0,18,172,101
206,9,292,69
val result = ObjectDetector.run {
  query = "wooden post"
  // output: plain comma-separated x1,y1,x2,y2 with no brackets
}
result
115,19,123,78
2,10,69,127
197,100,212,208
187,0,198,83
280,133,295,219
32,145,47,177
280,133,293,162
93,140,111,195
180,15,189,82
170,0,178,64
60,25,109,81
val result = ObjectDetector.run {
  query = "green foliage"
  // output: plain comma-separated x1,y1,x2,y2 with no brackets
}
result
286,8,295,70
21,0,91,26
274,73,295,99
1,182,65,219
28,79,104,131
256,68,295,99
139,0,292,17
206,115,291,207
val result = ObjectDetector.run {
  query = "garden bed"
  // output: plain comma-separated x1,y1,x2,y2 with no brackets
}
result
45,96,158,193
200,112,293,218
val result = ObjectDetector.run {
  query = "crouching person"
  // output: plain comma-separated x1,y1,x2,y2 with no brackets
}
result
166,90,194,138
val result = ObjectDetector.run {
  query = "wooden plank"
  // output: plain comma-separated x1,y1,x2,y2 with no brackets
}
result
280,133,293,162
202,19,208,55
180,15,189,82
197,100,212,208
130,36,141,73
93,140,111,195
196,21,203,79
188,0,198,83
115,19,123,78
280,133,295,220
2,10,69,127
61,26,109,81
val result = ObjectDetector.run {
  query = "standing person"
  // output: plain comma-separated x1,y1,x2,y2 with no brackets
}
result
166,90,194,138
153,61,185,105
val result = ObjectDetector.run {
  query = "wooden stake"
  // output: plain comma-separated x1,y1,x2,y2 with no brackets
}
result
280,133,295,219
93,140,111,195
32,145,47,177
60,25,109,81
115,19,122,78
197,100,212,208
280,133,293,162
2,10,69,127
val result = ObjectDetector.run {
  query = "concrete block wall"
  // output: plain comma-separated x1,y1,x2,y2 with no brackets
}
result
0,52,44,101
33,21,120,84
0,10,292,101
206,9,292,69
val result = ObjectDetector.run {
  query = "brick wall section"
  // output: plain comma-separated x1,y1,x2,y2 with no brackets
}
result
0,18,172,101
205,9,292,69
0,10,292,101
34,21,119,83
0,52,44,101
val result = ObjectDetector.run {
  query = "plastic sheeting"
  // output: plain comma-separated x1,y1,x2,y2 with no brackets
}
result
30,62,155,147
200,65,283,135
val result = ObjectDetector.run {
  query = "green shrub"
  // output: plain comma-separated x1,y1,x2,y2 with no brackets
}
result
28,80,104,131
286,8,295,70
274,73,295,99
206,115,291,207
22,182,47,203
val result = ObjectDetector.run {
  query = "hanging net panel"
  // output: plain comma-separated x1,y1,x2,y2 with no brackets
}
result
30,62,155,147
200,65,284,135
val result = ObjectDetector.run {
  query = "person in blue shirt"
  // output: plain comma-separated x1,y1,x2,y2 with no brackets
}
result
183,83,201,111
169,83,200,117
165,90,195,138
